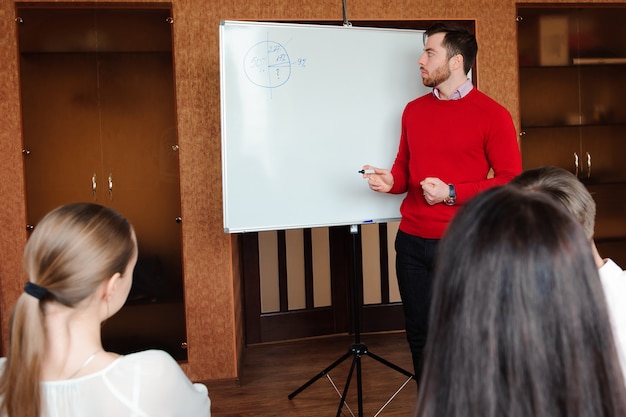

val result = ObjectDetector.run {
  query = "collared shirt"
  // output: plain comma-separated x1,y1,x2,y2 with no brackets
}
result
433,78,474,100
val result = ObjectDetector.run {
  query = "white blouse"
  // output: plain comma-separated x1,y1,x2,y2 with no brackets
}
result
0,350,211,417
599,258,626,382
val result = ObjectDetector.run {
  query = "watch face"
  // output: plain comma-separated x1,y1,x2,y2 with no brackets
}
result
445,184,456,205
448,184,456,199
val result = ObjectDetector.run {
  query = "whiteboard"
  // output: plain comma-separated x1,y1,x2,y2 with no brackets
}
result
220,20,428,233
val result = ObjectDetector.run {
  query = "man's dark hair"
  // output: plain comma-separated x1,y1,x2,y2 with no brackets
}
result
424,22,477,74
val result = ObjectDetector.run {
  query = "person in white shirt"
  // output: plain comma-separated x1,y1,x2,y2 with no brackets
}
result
0,203,210,417
509,165,626,376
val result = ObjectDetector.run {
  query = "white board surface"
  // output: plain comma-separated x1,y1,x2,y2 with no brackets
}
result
220,20,428,233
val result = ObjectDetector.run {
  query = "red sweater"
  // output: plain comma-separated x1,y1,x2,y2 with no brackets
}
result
390,89,522,239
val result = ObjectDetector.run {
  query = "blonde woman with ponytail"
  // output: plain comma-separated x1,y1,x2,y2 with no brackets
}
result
0,203,211,417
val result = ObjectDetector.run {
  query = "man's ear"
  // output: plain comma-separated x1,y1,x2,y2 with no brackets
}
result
450,54,464,71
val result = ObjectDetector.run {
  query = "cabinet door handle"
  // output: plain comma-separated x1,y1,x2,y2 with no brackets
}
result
586,152,592,179
108,173,113,200
92,173,97,200
573,152,579,178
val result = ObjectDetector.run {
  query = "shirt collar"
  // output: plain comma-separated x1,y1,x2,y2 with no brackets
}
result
433,78,474,100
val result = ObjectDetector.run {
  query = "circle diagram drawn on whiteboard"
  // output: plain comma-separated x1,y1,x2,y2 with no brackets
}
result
244,40,292,89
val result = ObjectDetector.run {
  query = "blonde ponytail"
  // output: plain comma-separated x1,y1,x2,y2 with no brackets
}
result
0,203,135,417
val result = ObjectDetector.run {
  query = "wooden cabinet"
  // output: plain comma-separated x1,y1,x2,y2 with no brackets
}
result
18,7,188,360
517,5,626,265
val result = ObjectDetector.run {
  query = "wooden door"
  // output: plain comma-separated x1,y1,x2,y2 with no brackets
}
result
97,51,185,298
20,53,102,222
18,6,187,360
243,224,406,345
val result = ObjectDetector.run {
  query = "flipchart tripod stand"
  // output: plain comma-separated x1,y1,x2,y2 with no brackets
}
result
288,224,414,417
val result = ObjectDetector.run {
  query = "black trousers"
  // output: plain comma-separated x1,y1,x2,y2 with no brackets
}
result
394,229,439,382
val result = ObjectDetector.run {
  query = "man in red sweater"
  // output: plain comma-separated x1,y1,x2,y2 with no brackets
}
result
362,22,522,383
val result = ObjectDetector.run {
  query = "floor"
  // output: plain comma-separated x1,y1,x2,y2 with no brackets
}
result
205,331,418,417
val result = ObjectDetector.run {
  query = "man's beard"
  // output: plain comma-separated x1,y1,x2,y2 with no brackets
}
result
421,63,451,88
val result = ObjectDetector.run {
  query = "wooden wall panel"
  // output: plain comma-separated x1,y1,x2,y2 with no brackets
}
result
0,0,621,383
0,1,28,353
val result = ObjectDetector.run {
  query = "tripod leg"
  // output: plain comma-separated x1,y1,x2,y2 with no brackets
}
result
288,349,353,400
365,351,415,379
365,350,415,379
356,352,363,417
290,226,414,415
336,354,358,417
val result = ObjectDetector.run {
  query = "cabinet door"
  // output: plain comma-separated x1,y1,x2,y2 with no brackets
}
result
20,53,103,224
589,183,626,240
580,125,626,184
18,7,187,360
96,52,187,358
520,127,581,175
578,64,626,184
517,5,626,267
519,66,580,128
519,7,626,181
98,52,184,299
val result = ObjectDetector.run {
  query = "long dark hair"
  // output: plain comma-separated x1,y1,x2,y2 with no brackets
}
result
416,186,626,417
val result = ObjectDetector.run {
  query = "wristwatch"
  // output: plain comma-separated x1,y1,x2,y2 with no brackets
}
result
443,184,456,206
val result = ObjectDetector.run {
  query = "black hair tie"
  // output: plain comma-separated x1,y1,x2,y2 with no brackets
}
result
24,281,48,300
